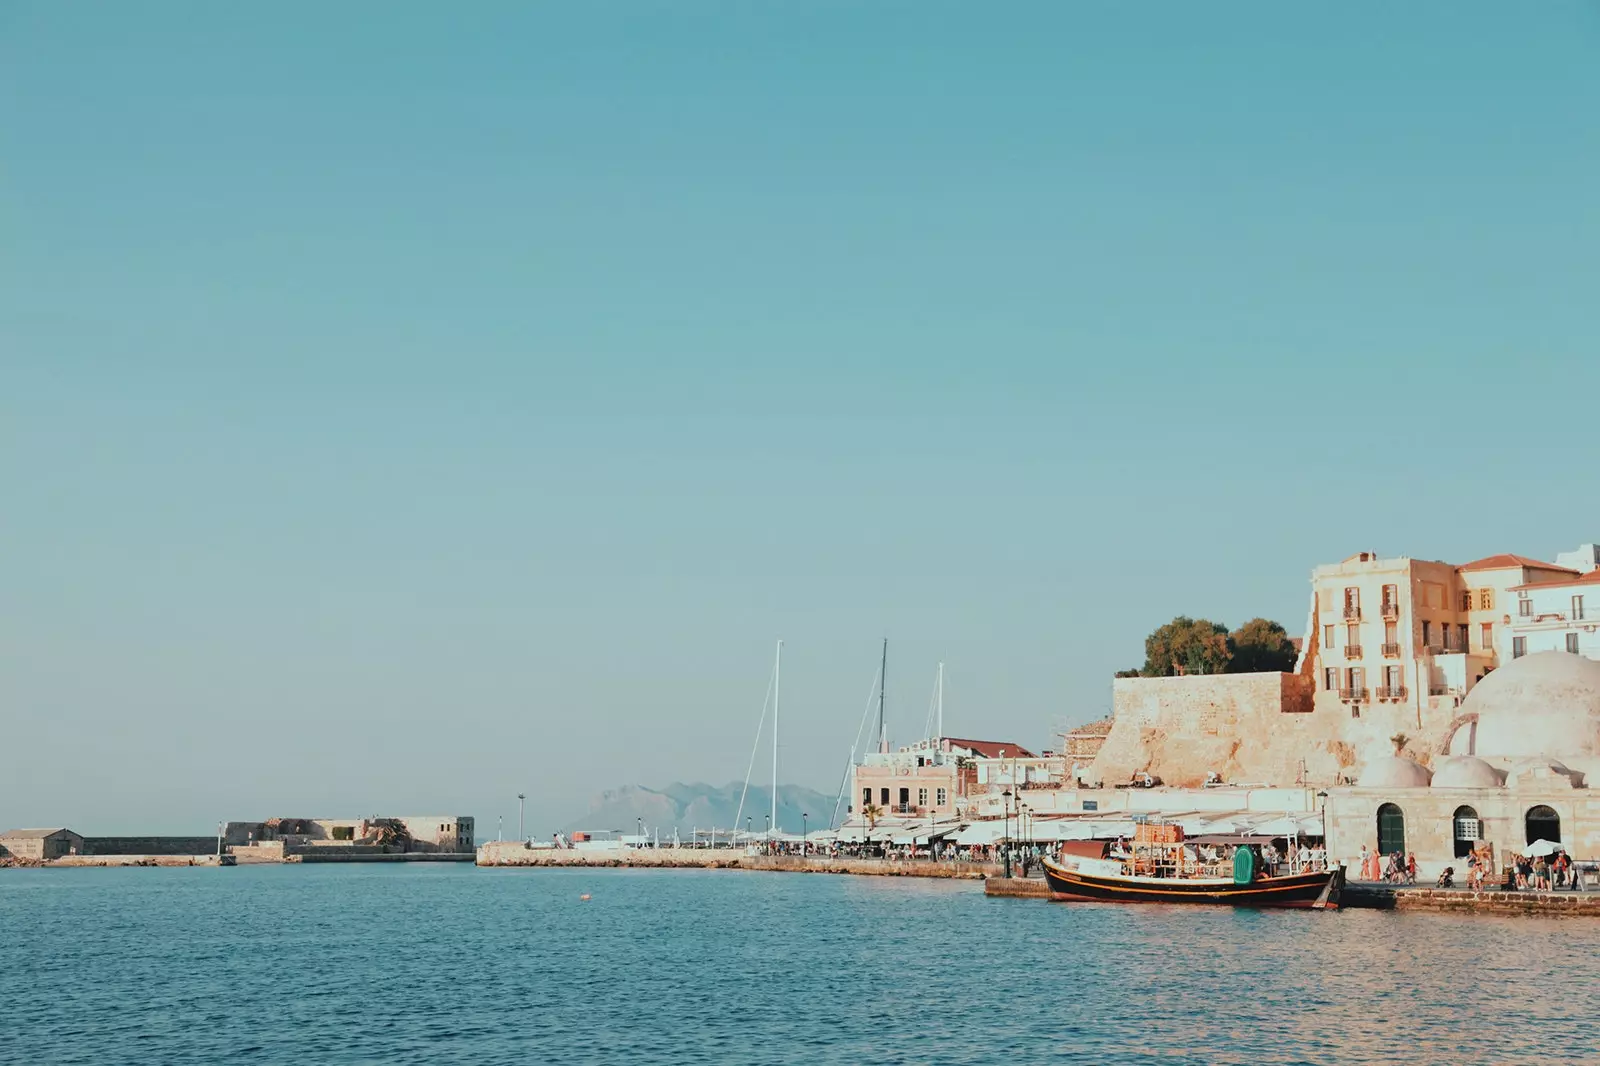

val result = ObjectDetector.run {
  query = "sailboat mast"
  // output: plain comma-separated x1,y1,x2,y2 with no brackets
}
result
772,639,781,843
936,661,944,741
878,637,888,754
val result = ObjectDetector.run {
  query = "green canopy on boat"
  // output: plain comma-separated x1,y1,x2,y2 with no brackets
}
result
1233,846,1255,884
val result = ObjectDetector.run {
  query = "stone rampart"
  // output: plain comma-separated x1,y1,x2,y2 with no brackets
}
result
1092,671,1393,788
82,836,219,856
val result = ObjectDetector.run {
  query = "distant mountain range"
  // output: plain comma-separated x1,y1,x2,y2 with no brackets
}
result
559,781,836,838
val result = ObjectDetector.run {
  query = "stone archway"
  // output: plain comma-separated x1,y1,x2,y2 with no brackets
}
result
1525,805,1560,845
1437,712,1479,756
1452,805,1480,859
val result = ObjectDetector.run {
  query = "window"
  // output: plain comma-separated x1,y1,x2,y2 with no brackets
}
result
1519,597,1532,617
1481,622,1493,650
936,788,947,806
1383,585,1399,612
1452,805,1480,859
1377,803,1406,856
1385,665,1403,690
1324,667,1338,691
1513,637,1527,659
1478,589,1493,611
1344,587,1360,616
897,787,909,808
1457,624,1468,652
1346,623,1360,646
1568,633,1580,654
863,788,871,807
1460,591,1473,612
880,788,890,806
917,788,928,807
1575,596,1586,621
1525,805,1560,846
1349,666,1365,692
1384,621,1397,644
1323,624,1335,649
1421,621,1432,647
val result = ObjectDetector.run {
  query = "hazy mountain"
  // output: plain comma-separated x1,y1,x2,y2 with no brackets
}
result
559,782,836,838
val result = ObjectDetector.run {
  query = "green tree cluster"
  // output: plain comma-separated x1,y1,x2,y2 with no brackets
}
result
1119,616,1299,678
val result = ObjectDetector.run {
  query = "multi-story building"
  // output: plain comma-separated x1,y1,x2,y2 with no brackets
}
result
1302,550,1581,719
1508,569,1600,659
850,736,1035,821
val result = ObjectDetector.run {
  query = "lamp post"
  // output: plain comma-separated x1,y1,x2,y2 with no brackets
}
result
1002,789,1013,878
765,813,772,854
517,793,526,843
216,821,223,861
637,817,644,847
803,812,809,857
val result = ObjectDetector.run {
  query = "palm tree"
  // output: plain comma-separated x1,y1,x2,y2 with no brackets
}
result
863,803,884,854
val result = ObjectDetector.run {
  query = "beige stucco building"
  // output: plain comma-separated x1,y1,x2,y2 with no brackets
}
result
0,828,84,860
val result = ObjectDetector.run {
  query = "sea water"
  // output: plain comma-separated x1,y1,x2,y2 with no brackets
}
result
2,863,1596,1065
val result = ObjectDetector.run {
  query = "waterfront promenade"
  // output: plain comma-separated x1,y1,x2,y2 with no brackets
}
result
475,841,1001,878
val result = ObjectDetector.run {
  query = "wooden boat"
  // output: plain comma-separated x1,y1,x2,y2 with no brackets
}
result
1039,827,1344,909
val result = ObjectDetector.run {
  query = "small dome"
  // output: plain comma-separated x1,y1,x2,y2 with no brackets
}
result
1451,652,1600,759
1358,755,1433,788
1506,758,1576,790
1431,756,1504,789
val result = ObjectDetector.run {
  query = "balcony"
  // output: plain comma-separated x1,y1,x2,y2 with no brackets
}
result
1339,687,1369,702
1342,605,1362,620
1376,686,1408,700
1429,685,1451,696
1381,602,1400,621
1344,645,1363,660
1381,642,1402,658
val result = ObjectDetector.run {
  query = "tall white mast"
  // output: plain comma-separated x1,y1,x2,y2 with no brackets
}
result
772,639,782,843
936,661,944,741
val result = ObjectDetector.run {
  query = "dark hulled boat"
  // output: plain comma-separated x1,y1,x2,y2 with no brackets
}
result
1041,856,1344,909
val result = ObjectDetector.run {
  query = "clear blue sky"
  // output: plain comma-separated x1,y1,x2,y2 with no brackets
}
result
3,2,1597,833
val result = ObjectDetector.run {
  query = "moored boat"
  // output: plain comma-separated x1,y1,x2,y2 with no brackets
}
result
1040,823,1344,910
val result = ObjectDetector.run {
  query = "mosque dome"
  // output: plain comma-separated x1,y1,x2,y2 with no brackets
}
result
1448,652,1600,760
1430,756,1504,789
1505,758,1577,791
1358,755,1433,789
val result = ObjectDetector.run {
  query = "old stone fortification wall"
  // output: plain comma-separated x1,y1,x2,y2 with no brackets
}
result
48,855,230,867
83,837,218,856
1092,672,1431,788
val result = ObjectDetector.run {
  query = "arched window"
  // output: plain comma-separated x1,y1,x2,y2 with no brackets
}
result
1525,805,1560,845
1452,805,1480,858
1377,803,1406,856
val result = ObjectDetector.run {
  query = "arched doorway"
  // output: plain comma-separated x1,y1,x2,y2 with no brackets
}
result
1525,805,1560,845
1452,805,1480,859
1377,803,1406,856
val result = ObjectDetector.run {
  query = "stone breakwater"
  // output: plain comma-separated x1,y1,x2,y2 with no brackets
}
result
475,843,999,879
1345,884,1600,916
13,855,234,868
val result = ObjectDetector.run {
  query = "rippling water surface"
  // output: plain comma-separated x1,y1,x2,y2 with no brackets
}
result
3,864,1597,1064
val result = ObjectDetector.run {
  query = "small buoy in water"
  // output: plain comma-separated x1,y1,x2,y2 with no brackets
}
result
580,893,591,901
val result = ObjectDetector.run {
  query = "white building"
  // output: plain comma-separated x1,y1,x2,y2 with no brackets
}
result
1508,569,1600,660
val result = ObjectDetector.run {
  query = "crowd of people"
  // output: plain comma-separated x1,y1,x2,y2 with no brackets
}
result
1358,842,1592,892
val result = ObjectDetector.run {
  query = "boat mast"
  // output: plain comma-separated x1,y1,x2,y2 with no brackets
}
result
935,661,944,742
772,639,781,844
878,637,888,754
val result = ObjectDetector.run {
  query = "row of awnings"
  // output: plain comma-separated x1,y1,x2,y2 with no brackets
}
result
830,810,1325,845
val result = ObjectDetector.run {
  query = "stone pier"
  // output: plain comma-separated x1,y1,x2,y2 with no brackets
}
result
475,843,999,878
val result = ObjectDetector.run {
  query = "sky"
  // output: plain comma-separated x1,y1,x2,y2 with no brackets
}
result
3,2,1598,834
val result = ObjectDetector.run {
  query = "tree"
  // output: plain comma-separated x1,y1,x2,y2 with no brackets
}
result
862,803,884,853
1141,616,1232,676
1227,618,1299,674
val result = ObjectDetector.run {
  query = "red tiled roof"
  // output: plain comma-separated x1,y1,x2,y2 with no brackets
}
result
1457,554,1578,574
942,737,1037,759
1508,569,1600,591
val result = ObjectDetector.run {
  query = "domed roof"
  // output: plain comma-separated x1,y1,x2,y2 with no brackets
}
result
1450,652,1600,759
1431,756,1504,789
1505,758,1577,790
1358,755,1433,788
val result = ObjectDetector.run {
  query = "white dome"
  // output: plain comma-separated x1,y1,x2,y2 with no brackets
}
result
1358,755,1433,789
1431,756,1503,789
1505,758,1576,790
1450,652,1600,759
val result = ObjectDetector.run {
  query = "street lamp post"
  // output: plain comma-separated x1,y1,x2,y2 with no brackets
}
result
517,793,526,843
216,821,223,861
802,812,809,857
637,817,644,847
1002,789,1013,878
765,814,771,854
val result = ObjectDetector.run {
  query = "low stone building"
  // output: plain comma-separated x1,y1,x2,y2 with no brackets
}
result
0,828,84,860
1324,651,1600,880
224,815,474,854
